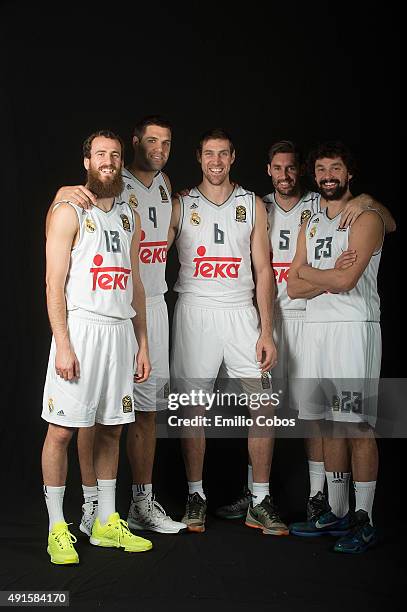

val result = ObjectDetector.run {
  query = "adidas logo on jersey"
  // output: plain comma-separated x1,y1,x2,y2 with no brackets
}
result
57,410,65,416
193,245,241,279
190,203,198,209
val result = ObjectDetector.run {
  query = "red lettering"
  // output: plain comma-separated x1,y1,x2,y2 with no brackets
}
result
139,245,167,264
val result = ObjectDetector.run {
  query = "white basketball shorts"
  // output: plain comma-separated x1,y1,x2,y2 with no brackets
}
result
42,310,137,428
298,321,381,427
133,295,170,412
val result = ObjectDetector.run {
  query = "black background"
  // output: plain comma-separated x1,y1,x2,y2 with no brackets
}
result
0,2,403,609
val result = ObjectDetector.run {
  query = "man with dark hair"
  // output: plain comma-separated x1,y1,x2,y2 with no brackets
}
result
48,116,186,536
168,128,287,535
42,131,152,564
287,141,388,552
216,139,395,523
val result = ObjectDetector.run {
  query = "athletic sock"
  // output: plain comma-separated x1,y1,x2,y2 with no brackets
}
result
132,483,153,501
252,482,270,506
247,465,253,494
354,481,376,525
44,485,65,531
188,480,206,500
97,479,116,524
326,471,350,518
82,484,98,504
308,461,325,498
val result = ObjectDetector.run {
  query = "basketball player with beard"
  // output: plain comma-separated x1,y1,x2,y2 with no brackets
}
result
42,131,152,564
215,141,395,523
288,141,388,552
47,117,186,536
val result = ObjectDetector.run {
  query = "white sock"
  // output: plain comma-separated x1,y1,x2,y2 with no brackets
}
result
247,465,253,494
97,479,116,524
44,485,65,531
132,483,153,500
326,471,350,518
188,480,206,500
252,482,269,506
82,484,98,504
354,481,376,525
308,461,325,498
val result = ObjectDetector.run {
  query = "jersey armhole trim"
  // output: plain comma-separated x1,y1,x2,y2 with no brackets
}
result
175,196,184,240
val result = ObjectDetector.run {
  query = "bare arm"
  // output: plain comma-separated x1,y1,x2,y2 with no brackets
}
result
251,197,277,371
287,224,324,300
339,193,396,233
299,210,384,293
130,212,151,383
46,204,80,380
45,185,97,237
167,196,181,249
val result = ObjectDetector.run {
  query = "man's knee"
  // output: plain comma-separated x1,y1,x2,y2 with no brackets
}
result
46,424,75,446
96,423,123,442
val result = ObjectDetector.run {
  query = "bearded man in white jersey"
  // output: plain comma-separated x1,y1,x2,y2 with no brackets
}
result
216,141,395,524
42,130,153,564
47,117,186,536
288,141,388,552
168,128,288,535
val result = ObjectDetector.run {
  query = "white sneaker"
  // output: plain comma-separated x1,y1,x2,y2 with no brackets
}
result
127,493,187,534
79,501,98,536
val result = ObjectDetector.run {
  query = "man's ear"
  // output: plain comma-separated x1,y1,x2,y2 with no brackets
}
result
84,157,90,170
132,135,140,148
230,150,236,165
196,150,201,164
267,163,272,177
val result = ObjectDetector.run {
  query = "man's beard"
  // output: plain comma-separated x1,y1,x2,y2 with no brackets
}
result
274,179,298,197
87,166,124,198
319,180,348,201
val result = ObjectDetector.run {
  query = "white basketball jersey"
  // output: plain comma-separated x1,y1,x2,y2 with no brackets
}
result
305,201,383,322
121,168,171,298
64,200,136,319
174,186,255,305
264,191,320,315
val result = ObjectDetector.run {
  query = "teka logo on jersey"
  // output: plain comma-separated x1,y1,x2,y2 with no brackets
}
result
272,262,291,284
90,254,131,291
193,246,241,279
139,230,167,264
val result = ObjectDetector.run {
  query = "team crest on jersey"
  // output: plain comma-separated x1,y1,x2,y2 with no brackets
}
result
85,217,96,233
120,214,131,232
159,185,169,202
309,225,318,238
128,194,138,209
300,209,312,225
235,205,247,223
190,212,201,225
48,398,55,413
122,395,133,413
190,203,198,209
261,372,271,389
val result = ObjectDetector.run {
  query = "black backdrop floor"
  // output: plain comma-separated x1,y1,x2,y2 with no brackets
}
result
0,438,403,611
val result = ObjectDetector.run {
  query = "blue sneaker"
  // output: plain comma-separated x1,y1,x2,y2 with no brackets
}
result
334,510,379,553
290,510,354,537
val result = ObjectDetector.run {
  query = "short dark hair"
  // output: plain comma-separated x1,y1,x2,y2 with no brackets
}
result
197,128,235,156
83,130,124,159
307,141,357,177
133,115,172,140
268,140,302,166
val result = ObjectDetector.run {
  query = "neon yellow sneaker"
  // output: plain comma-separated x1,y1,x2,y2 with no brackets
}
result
90,512,153,552
47,521,79,565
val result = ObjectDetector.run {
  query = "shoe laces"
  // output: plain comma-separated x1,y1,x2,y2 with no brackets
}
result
308,493,329,519
258,496,280,521
187,493,205,519
113,517,135,541
230,489,252,510
53,523,77,548
151,497,171,524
